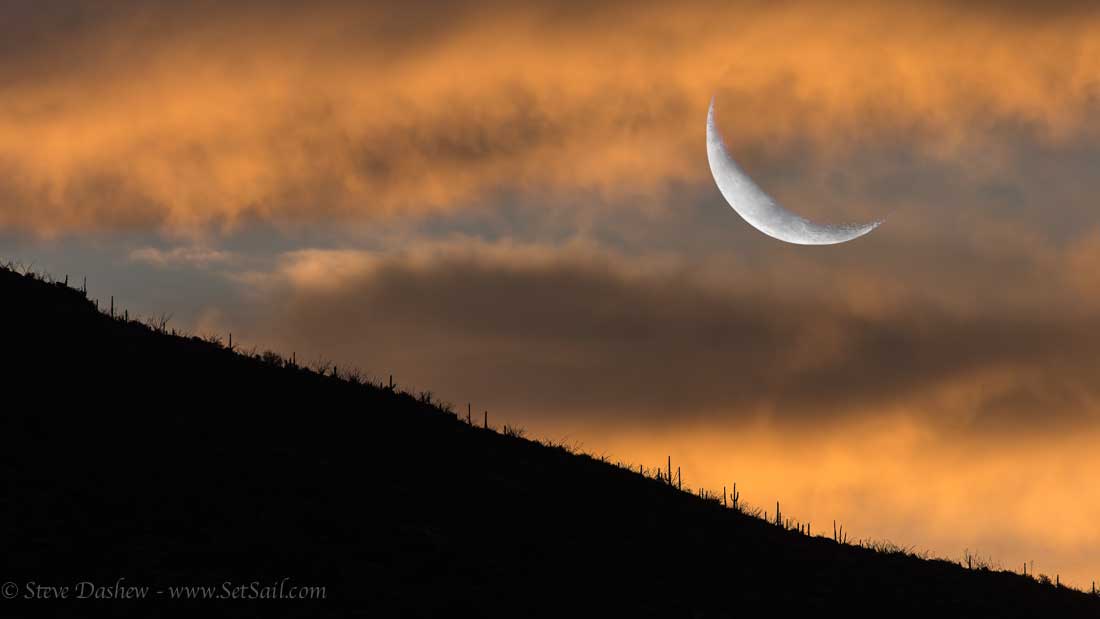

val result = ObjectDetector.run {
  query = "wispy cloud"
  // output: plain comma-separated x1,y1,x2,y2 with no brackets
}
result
128,246,236,269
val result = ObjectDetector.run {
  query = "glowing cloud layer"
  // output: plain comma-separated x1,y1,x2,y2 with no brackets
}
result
3,1,1100,235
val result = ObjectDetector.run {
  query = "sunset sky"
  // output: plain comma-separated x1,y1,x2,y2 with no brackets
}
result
4,0,1100,586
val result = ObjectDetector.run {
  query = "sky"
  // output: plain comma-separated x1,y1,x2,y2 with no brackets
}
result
3,0,1100,587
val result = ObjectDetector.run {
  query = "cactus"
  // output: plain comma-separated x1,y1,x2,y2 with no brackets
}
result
833,520,847,544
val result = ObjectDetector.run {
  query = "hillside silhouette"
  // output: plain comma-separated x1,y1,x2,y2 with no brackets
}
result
1,263,1097,617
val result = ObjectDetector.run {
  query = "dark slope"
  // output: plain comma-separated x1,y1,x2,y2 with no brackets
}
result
0,266,1096,618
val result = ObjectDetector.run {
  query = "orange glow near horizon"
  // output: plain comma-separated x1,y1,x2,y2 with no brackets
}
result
524,417,1100,589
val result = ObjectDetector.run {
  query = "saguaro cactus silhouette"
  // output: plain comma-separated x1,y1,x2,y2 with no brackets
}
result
833,520,847,543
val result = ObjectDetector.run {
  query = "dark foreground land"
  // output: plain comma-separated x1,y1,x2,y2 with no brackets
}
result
0,265,1097,618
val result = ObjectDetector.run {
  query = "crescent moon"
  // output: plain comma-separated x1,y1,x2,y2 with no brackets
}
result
706,98,882,245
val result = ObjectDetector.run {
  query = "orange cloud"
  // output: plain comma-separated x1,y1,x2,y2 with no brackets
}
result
3,1,1100,236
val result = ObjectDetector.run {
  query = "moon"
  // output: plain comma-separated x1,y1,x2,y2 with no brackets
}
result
706,98,882,245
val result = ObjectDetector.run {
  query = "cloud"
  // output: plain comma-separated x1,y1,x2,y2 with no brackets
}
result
129,246,235,269
225,239,1100,435
4,1,1100,236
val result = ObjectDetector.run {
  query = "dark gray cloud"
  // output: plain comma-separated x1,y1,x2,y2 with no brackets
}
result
237,242,1100,436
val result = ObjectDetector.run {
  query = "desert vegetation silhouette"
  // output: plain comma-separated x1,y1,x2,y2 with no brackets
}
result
0,261,1097,616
